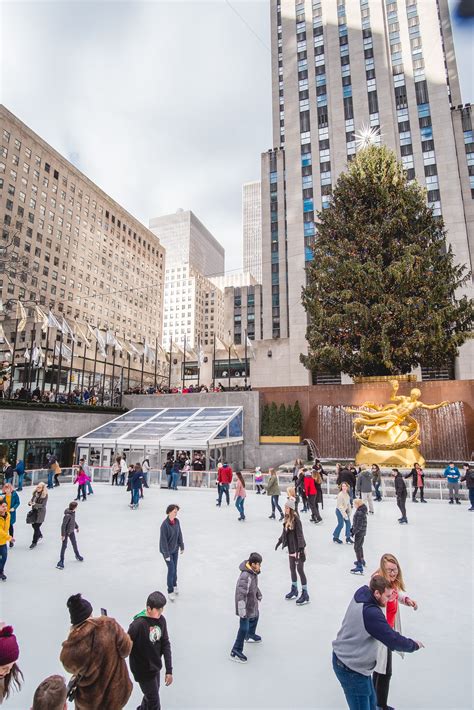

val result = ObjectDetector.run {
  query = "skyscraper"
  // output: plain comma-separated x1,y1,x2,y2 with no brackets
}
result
242,181,262,283
260,0,473,384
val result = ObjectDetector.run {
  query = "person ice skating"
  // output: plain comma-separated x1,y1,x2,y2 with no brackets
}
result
392,469,408,524
32,674,67,710
372,554,419,710
163,457,174,489
130,463,145,509
159,505,184,601
333,482,353,544
350,499,368,575
266,468,283,520
119,455,128,486
356,467,374,514
405,462,426,503
275,498,309,605
234,471,247,521
142,458,151,488
111,456,121,486
217,461,233,506
255,466,264,494
230,552,263,663
0,623,23,703
14,459,25,492
296,468,308,512
304,469,320,523
372,464,382,501
461,463,474,511
313,467,324,520
336,464,356,506
0,500,12,580
60,593,133,710
79,458,94,495
443,462,461,504
74,463,89,502
56,501,83,570
27,482,48,548
128,591,173,710
1,483,19,547
46,453,57,489
332,575,423,710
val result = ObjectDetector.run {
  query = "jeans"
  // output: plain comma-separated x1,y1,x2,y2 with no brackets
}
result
373,482,382,501
232,615,259,654
218,482,230,505
76,484,87,501
397,494,407,518
171,471,179,490
332,652,377,710
271,495,283,516
354,533,365,563
47,471,54,489
164,551,178,593
0,544,7,574
143,472,150,488
119,473,125,486
59,532,80,564
235,496,245,519
334,508,351,541
138,674,161,710
86,480,93,494
132,488,140,506
32,522,42,544
469,488,474,508
16,473,24,491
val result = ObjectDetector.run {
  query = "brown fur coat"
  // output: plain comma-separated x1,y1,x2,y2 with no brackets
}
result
60,616,133,710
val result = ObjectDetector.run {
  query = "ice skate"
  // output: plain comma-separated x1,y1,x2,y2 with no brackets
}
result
285,585,298,600
296,589,310,605
230,649,247,663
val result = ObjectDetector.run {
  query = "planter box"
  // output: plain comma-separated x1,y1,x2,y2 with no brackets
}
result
259,436,301,444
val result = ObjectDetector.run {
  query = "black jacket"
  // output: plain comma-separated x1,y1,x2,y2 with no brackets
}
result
337,468,356,489
128,615,172,681
159,518,184,558
276,516,306,555
394,474,407,498
461,466,474,489
61,509,78,537
404,468,424,485
352,504,368,537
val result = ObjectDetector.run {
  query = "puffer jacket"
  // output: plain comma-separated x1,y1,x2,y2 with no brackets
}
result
352,504,368,537
235,560,262,619
394,473,407,498
357,470,373,494
61,508,79,537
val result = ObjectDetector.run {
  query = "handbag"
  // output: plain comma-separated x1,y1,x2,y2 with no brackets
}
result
66,626,96,701
26,508,37,524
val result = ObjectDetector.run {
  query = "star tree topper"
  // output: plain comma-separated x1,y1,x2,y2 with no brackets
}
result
354,125,382,151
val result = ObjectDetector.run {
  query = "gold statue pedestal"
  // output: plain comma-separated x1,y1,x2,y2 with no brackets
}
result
355,444,425,468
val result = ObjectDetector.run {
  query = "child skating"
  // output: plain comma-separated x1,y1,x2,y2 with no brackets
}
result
350,499,367,575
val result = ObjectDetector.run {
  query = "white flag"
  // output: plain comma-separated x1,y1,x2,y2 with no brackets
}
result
61,318,76,342
0,324,13,353
34,305,49,333
197,342,205,367
24,347,30,361
73,319,91,348
246,335,256,360
55,342,72,361
94,328,107,358
144,340,156,363
47,310,62,330
16,301,27,332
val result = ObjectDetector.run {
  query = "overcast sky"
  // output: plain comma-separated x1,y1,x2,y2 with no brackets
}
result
1,1,472,273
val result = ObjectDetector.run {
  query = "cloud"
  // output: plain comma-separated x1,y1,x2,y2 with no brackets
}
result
1,0,272,272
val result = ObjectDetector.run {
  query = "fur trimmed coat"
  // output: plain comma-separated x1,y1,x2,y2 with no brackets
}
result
60,616,132,710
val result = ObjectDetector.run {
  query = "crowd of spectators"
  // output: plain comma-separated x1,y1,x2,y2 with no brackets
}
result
124,383,251,395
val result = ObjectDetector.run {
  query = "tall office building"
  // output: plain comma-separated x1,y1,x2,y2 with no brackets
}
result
260,0,473,384
149,209,224,277
0,105,165,390
242,181,262,283
150,209,225,350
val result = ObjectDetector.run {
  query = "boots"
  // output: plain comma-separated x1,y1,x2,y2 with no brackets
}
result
296,589,310,605
268,514,275,519
456,498,461,505
285,585,298,600
350,563,364,575
449,498,454,504
412,497,418,503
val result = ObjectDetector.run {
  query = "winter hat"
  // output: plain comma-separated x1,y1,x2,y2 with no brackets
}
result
285,497,296,510
0,625,19,664
67,593,93,626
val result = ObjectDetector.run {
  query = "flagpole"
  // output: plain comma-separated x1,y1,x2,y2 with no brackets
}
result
68,333,76,400
49,326,57,397
182,334,186,389
228,344,231,391
111,337,117,405
127,350,131,392
168,336,172,390
197,337,201,389
212,335,216,390
101,344,107,406
91,339,98,395
153,336,158,390
80,337,87,403
244,328,248,390
26,321,36,392
8,317,20,398
55,328,64,403
140,341,145,391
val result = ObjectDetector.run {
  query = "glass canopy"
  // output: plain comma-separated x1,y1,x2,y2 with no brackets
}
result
76,406,244,448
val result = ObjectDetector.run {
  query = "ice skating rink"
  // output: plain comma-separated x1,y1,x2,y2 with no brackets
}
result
3,483,473,710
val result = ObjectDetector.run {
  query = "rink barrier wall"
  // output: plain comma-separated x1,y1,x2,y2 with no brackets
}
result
11,467,470,502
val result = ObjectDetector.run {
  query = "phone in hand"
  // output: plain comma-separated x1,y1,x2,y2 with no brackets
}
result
101,608,107,616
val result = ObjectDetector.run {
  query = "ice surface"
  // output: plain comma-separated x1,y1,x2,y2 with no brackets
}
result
2,484,473,709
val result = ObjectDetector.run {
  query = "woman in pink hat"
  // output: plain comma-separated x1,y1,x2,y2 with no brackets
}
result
0,623,23,703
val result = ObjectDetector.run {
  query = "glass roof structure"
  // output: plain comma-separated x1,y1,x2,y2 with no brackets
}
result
76,407,244,449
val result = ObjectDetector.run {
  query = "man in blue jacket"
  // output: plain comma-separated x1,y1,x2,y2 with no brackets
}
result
443,462,461,504
332,575,423,709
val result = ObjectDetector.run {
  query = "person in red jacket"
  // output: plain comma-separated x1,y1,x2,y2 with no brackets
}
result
217,462,233,506
303,470,319,523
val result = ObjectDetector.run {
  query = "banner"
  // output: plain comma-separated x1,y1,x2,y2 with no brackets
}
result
246,335,256,359
34,305,49,333
47,310,62,330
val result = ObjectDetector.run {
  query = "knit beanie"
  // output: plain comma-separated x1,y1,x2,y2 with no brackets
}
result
0,625,19,664
285,497,296,510
67,593,93,626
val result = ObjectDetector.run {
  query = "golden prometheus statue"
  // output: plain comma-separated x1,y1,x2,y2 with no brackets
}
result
345,380,449,467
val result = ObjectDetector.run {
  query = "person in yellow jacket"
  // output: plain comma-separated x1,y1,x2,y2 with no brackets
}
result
0,499,13,581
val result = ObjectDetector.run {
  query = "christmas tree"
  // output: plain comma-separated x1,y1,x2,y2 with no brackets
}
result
301,142,473,377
